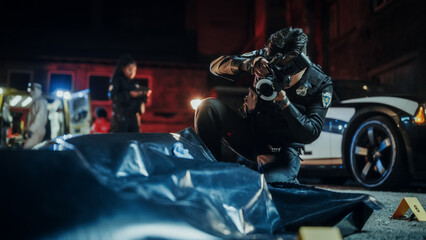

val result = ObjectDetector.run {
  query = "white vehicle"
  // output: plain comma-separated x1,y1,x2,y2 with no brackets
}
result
300,80,426,189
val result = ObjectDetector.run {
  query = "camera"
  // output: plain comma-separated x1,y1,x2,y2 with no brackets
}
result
255,52,311,101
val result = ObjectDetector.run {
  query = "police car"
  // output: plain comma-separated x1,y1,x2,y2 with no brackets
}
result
300,80,426,189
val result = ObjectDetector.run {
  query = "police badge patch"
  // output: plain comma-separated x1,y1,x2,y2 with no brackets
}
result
322,92,332,108
296,85,308,96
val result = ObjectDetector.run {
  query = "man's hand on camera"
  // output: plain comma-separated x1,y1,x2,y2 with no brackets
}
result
253,57,270,78
274,90,290,109
274,90,286,102
241,57,270,77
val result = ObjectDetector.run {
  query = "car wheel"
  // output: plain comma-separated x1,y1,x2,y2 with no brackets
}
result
349,116,409,189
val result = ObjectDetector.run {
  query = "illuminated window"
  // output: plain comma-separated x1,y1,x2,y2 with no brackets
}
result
89,76,110,101
49,73,72,93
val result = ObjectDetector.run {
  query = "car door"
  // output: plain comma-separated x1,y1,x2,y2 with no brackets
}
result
301,107,355,165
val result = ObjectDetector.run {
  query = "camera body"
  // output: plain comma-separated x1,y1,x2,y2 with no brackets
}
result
255,52,311,101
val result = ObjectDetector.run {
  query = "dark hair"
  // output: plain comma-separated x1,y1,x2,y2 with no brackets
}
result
112,54,136,80
266,27,308,56
95,107,108,119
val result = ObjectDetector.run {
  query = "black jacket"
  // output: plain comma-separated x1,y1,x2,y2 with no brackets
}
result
210,49,333,148
109,75,140,116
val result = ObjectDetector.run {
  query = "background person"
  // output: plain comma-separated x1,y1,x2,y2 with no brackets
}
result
91,107,111,133
24,83,48,149
0,101,13,147
195,27,333,183
108,54,150,133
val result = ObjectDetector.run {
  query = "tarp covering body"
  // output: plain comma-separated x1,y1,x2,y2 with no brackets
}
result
0,128,379,239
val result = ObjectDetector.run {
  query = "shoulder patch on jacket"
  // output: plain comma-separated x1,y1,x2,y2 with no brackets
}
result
322,91,332,108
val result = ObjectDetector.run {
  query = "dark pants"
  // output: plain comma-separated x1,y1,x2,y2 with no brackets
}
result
110,112,139,133
194,98,300,183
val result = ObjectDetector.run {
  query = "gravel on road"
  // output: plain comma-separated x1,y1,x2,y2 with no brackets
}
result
323,188,426,240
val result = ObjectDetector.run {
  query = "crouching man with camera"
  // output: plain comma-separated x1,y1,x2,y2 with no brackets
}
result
195,27,333,183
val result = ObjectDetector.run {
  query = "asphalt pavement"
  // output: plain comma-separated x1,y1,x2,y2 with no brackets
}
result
299,178,426,240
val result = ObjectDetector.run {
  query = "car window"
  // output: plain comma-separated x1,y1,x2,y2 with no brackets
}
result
333,80,405,101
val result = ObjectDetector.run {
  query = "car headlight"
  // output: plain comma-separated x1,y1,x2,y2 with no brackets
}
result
413,104,426,125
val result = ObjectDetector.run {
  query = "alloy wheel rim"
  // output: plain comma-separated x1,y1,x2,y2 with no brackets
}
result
350,120,396,187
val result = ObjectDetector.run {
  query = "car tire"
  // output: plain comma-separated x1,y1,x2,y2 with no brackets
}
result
349,116,409,189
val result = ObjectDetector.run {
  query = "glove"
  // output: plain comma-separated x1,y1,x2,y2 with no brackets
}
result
273,90,290,109
241,56,269,76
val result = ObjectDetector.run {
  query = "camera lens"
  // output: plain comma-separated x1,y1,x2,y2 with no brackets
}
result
256,78,278,101
259,83,274,96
